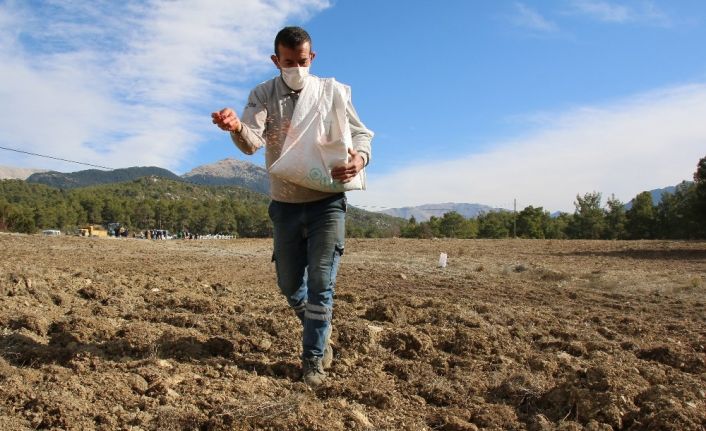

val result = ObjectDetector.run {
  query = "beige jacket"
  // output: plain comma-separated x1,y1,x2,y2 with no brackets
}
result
231,75,373,203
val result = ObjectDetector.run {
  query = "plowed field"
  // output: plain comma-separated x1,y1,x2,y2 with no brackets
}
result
1,233,705,430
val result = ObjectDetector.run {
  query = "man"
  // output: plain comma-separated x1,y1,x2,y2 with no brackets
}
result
211,26,373,387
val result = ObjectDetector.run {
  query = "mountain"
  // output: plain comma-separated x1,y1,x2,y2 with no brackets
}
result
181,158,269,195
625,183,690,209
26,166,182,189
21,158,268,194
650,185,678,202
380,202,504,222
0,166,47,180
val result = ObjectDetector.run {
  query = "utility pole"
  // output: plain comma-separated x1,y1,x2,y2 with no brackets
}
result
513,198,517,239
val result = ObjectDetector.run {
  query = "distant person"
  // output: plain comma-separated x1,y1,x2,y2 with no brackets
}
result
212,26,373,387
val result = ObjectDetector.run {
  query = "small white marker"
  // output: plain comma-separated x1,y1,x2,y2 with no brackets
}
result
438,252,448,268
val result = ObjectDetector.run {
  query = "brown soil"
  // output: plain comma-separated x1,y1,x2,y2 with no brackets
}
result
1,233,705,430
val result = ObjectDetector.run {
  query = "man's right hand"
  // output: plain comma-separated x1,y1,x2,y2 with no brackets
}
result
211,108,242,133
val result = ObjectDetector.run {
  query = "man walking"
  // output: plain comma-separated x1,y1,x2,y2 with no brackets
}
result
212,26,373,387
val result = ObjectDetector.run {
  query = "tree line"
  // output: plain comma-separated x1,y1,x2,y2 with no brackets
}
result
1,156,704,239
399,156,706,240
0,177,273,237
0,176,401,238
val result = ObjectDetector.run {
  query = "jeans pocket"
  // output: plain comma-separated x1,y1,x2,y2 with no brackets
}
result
329,243,344,297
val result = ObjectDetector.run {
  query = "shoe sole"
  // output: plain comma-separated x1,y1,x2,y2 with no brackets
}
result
322,343,333,369
322,326,333,369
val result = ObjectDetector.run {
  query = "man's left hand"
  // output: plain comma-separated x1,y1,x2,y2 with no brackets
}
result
331,148,365,183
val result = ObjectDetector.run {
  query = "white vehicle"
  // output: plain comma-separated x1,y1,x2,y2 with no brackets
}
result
42,229,62,236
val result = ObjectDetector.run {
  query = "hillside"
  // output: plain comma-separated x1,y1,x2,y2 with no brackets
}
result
26,167,182,189
182,158,269,195
82,175,266,203
20,159,271,195
347,205,404,237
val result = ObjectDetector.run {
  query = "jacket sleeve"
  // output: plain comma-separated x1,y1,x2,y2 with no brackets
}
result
230,88,267,155
346,88,374,166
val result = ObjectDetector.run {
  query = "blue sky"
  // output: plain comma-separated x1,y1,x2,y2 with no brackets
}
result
1,1,706,211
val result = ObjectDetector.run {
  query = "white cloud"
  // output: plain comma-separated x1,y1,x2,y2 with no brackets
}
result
0,0,328,172
349,84,706,213
567,0,671,26
511,2,558,33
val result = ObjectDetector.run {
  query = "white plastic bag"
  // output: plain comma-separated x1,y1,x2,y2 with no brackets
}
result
268,77,365,192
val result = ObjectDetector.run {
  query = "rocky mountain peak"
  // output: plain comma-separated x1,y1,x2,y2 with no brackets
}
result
182,158,263,178
0,165,47,180
180,158,269,195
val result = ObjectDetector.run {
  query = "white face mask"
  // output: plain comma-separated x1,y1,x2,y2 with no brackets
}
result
281,66,310,90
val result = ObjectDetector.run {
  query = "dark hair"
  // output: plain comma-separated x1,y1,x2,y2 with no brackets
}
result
274,26,312,56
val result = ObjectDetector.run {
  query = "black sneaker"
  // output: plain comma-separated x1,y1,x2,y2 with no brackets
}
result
302,356,326,387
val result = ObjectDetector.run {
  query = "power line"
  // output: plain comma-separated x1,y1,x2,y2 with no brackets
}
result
0,145,113,170
0,144,260,190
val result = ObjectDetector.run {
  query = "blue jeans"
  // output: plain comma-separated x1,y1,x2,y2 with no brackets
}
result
268,193,346,360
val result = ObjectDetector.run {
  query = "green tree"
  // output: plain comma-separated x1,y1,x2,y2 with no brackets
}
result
0,197,11,230
55,201,81,230
400,216,417,238
545,212,571,239
34,204,58,229
190,204,215,234
173,200,194,232
437,211,477,238
604,194,627,239
133,200,154,229
248,205,273,237
693,155,706,237
654,188,695,239
213,200,237,234
153,200,171,229
567,192,605,239
101,197,130,226
79,195,103,225
426,216,441,238
400,218,434,238
477,211,512,238
626,191,655,239
7,205,36,233
516,205,549,239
